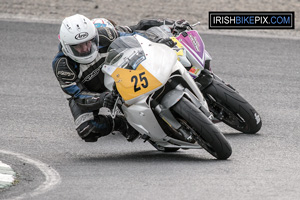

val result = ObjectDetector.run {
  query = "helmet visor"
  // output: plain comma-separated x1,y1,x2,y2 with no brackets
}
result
69,37,99,57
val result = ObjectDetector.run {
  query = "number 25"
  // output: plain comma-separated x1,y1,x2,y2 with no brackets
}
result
131,72,149,92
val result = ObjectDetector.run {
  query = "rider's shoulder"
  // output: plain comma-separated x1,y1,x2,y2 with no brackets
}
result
54,53,77,70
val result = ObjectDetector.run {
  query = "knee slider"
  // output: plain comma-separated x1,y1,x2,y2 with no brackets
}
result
76,116,113,142
76,121,98,142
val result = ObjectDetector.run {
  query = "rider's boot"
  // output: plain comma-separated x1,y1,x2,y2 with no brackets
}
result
113,116,140,142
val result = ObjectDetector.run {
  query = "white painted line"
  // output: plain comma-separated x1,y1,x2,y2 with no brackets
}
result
0,161,12,168
0,174,15,183
0,150,61,200
0,161,15,188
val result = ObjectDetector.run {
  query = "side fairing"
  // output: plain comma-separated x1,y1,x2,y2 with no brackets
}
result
176,30,206,69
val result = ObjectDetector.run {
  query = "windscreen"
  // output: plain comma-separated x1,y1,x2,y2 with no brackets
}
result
104,36,146,70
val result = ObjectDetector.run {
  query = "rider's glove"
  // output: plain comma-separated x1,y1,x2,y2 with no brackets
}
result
158,38,177,48
102,92,115,110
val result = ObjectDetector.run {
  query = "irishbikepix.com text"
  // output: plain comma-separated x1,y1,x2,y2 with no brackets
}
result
209,12,294,29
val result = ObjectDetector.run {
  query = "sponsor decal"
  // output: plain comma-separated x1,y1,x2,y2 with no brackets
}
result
82,66,101,83
209,12,294,29
75,32,89,40
189,67,200,76
57,70,74,77
188,34,200,52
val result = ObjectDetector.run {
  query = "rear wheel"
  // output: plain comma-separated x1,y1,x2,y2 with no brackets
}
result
172,97,232,160
202,79,262,134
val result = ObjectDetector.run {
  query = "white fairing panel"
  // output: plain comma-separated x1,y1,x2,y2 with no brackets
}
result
135,35,178,85
122,102,167,141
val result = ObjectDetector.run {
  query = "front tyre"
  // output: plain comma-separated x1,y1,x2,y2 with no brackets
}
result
172,97,232,160
202,79,262,134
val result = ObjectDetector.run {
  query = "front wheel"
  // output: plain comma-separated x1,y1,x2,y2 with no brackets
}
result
172,97,232,160
202,79,262,134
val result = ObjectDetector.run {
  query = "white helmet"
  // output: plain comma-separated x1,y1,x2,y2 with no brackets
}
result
59,14,99,64
91,18,114,29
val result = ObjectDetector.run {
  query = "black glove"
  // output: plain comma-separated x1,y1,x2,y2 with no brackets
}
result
74,91,116,111
102,92,115,110
158,38,177,48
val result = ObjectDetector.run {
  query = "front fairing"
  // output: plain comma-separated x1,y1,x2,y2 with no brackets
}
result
102,35,177,103
176,30,206,70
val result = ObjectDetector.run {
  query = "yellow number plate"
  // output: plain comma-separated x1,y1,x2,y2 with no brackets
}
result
111,64,162,101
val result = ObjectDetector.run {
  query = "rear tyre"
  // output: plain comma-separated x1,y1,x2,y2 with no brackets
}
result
202,79,262,134
172,97,232,160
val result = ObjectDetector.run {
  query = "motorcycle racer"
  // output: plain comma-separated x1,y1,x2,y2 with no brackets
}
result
52,14,186,142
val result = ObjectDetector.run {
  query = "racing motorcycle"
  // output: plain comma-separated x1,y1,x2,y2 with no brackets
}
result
102,34,232,160
146,22,262,134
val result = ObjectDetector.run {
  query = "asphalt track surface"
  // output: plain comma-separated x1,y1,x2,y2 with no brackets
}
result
0,20,299,200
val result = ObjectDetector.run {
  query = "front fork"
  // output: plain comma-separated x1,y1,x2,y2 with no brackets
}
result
196,68,236,92
195,68,240,124
151,80,213,142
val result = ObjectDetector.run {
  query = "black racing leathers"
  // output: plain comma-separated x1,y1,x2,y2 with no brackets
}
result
52,26,125,110
52,26,124,142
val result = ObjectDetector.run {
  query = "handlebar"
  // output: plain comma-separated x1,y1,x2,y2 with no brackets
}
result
190,22,201,27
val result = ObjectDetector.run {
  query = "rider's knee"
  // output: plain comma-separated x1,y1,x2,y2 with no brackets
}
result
76,115,112,142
